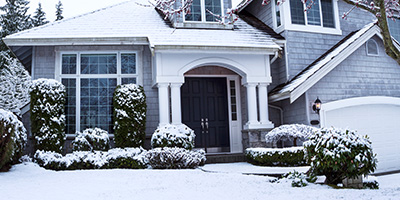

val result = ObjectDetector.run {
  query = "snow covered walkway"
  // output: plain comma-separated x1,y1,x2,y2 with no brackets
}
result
1,162,399,200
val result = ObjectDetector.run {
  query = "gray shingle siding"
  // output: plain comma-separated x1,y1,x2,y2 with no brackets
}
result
244,0,273,28
281,94,307,124
33,46,56,79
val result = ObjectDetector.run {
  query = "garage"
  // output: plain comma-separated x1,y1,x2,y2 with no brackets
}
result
320,96,400,173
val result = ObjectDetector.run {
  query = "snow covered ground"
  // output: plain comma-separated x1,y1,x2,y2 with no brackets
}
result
1,162,399,200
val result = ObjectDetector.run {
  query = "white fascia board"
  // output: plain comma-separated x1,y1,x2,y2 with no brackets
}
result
153,44,281,54
289,26,380,103
269,92,290,102
3,37,150,46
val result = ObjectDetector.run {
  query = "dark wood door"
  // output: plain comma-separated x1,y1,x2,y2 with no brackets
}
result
181,77,230,152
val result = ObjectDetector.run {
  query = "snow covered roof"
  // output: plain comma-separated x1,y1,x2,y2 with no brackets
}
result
269,22,383,103
3,0,280,51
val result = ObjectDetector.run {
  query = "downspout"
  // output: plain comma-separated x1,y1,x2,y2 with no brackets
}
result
268,104,284,125
270,51,279,64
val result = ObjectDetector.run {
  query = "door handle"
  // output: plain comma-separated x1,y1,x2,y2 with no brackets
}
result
201,118,204,130
205,118,208,130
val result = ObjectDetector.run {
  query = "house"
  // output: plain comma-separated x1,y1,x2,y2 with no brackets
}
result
3,0,400,173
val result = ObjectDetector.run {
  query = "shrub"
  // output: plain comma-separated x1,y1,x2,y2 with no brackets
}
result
281,170,316,187
363,176,379,189
72,128,110,151
304,127,377,184
151,124,195,150
0,109,27,170
30,79,66,153
34,148,147,170
246,147,307,167
146,147,206,169
113,84,146,148
265,124,318,146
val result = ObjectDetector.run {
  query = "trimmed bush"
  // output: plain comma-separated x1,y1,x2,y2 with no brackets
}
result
34,148,147,170
113,84,146,148
0,109,27,170
30,79,66,153
265,124,318,146
246,147,307,167
304,127,377,184
146,147,206,169
72,128,110,151
151,124,195,150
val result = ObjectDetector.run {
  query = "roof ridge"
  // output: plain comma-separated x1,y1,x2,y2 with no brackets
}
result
5,0,134,39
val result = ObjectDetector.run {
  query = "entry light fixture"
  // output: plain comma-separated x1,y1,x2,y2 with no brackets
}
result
312,97,322,114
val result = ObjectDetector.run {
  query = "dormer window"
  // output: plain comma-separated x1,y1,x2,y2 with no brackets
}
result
366,39,379,56
272,0,341,35
184,0,222,22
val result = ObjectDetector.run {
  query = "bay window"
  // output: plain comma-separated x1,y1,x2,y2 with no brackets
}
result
59,52,139,135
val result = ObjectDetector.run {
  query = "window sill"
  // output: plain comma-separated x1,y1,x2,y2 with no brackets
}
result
278,24,342,35
174,22,234,30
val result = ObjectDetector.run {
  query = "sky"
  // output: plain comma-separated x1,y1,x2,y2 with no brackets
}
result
0,0,242,22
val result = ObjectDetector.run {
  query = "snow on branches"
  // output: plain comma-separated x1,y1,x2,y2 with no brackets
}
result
265,124,318,146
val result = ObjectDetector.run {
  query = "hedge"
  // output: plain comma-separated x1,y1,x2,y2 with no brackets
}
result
246,147,307,167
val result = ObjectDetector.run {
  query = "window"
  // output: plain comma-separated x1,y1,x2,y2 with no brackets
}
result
60,52,139,135
388,18,400,42
184,0,222,22
275,0,281,27
290,0,335,28
366,39,379,56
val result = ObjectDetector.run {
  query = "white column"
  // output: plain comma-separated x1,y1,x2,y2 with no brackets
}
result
158,83,170,126
245,83,259,128
258,83,269,124
170,83,182,125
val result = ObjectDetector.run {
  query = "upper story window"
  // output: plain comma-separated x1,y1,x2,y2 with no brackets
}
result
290,0,334,28
388,18,400,42
184,0,222,22
366,39,379,56
272,0,341,35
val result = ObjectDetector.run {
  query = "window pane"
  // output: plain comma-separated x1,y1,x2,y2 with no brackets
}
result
367,39,378,55
121,53,136,74
276,1,281,27
229,80,237,121
185,0,202,21
62,79,76,135
290,0,305,25
205,0,221,22
307,0,321,26
121,78,137,85
321,0,335,28
388,18,400,42
62,54,76,74
80,78,117,133
80,54,117,74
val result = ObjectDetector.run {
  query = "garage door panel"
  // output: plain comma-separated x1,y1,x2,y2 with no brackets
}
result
323,102,400,173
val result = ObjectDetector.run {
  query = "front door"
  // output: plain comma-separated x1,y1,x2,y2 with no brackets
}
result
181,77,230,153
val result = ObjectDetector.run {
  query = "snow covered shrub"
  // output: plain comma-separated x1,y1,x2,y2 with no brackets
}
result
146,147,206,169
0,109,27,170
304,127,377,184
0,53,31,115
113,84,146,148
246,147,307,167
281,170,316,187
30,79,66,153
363,176,379,189
34,148,147,170
72,128,110,151
265,124,318,146
151,124,195,150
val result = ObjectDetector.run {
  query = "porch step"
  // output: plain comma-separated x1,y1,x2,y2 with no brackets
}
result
205,153,246,164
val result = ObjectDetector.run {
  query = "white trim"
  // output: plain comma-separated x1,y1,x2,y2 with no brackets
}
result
366,38,379,56
288,25,381,103
320,96,400,127
271,0,282,30
3,37,149,46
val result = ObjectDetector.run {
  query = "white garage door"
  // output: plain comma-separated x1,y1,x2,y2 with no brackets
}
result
320,96,400,173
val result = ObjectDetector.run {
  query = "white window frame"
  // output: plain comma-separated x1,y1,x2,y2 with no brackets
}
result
56,51,142,136
271,0,283,30
183,0,224,23
366,39,379,56
277,0,341,35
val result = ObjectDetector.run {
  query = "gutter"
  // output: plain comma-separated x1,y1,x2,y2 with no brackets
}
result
3,36,150,46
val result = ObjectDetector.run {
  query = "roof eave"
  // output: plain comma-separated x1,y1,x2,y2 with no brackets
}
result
152,44,281,54
3,37,150,46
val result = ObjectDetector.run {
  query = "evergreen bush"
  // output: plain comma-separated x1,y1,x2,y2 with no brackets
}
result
151,124,195,150
265,124,318,146
30,79,66,153
304,127,377,184
0,109,27,170
146,147,206,169
246,147,307,167
113,84,146,148
72,128,110,151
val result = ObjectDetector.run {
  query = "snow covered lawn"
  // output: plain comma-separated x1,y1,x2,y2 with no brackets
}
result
1,162,399,200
